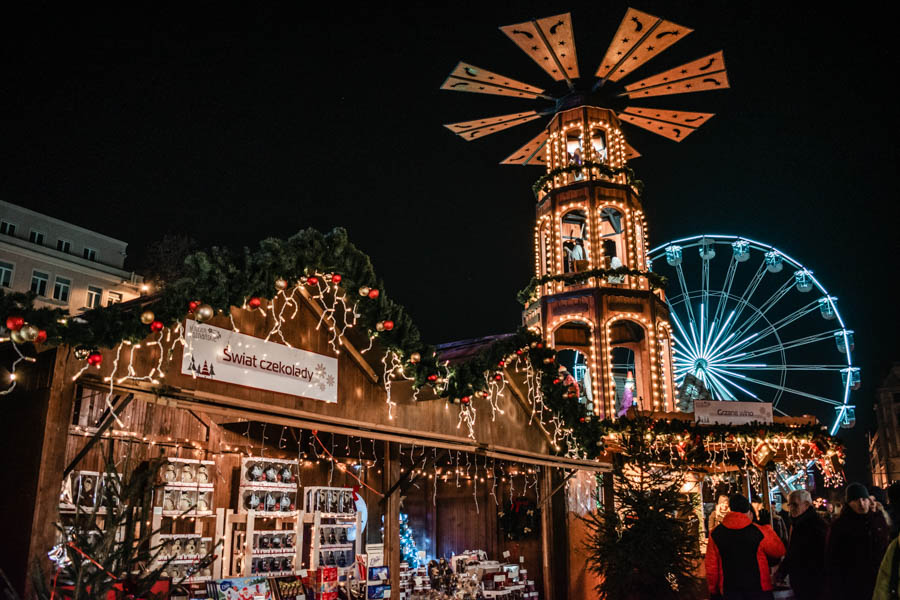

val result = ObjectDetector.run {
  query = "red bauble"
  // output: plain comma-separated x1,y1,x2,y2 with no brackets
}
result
494,374,503,381
553,378,560,385
307,276,319,285
35,330,48,344
579,417,586,423
248,297,262,309
498,360,505,367
516,349,523,355
150,320,164,332
5,316,24,331
188,300,200,313
536,343,544,348
87,352,103,366
383,320,394,331
331,274,342,283
367,289,380,299
461,396,470,404
427,374,438,382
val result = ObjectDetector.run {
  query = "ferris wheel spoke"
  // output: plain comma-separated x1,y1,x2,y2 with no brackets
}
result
705,372,737,401
707,367,844,406
717,258,767,344
715,364,848,372
725,276,795,347
705,367,761,401
669,310,699,360
701,256,711,350
712,256,738,328
714,300,820,361
727,330,839,362
675,264,696,327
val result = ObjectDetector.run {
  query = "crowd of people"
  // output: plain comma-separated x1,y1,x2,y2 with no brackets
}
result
704,481,900,599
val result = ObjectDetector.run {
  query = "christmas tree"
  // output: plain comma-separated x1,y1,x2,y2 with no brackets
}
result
582,436,703,600
399,512,418,567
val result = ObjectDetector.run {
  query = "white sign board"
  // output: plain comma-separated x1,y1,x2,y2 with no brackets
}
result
181,320,338,403
694,400,773,425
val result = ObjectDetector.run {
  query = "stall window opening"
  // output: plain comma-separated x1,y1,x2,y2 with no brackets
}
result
590,128,608,164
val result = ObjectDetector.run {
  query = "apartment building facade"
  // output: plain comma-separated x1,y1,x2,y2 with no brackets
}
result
870,364,900,488
0,200,143,313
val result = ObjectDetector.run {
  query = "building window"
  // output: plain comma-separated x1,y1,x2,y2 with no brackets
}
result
29,230,45,245
53,276,71,303
107,291,123,306
86,286,103,309
31,271,49,296
57,239,72,253
0,261,12,287
83,247,98,261
0,221,16,236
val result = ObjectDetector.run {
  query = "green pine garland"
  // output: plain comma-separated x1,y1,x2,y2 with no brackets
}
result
517,267,668,305
531,161,644,199
0,228,844,469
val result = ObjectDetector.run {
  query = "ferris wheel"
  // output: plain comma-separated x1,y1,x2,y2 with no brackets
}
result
647,235,858,435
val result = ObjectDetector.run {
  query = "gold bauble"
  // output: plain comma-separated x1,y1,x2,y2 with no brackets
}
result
140,310,155,325
359,286,370,297
274,278,288,291
375,322,385,332
195,304,215,322
10,329,25,344
410,352,421,363
20,324,40,342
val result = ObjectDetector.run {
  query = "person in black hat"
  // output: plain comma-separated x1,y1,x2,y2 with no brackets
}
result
706,493,785,599
825,482,890,599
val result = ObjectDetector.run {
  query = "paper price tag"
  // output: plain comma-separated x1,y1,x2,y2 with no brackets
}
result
502,551,510,558
519,556,525,563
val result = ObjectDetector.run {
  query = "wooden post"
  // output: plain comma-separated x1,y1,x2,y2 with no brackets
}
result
539,467,555,600
383,441,401,594
760,468,773,516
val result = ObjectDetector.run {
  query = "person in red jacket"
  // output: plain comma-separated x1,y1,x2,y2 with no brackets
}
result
706,493,786,600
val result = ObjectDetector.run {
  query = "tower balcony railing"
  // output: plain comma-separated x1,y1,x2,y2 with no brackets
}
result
533,160,641,202
518,268,667,307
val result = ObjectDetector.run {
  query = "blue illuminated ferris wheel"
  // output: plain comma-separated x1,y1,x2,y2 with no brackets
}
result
648,235,858,435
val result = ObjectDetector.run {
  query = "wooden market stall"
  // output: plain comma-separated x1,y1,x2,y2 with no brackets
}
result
2,294,609,600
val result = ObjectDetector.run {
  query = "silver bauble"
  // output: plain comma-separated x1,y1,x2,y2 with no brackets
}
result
195,304,214,322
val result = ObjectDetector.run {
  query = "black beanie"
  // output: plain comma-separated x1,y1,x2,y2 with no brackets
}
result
729,494,751,513
846,482,870,502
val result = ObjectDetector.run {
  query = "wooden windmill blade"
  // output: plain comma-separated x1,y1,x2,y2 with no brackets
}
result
444,111,543,141
501,130,549,165
441,62,550,99
500,13,579,85
624,141,641,160
621,107,715,128
621,51,729,98
617,112,701,142
595,8,693,82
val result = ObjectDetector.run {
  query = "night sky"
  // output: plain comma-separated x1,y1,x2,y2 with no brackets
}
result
2,2,897,481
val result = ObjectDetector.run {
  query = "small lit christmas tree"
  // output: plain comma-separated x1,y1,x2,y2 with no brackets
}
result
399,512,418,567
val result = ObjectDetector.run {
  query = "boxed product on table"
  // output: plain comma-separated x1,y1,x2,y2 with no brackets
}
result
206,576,271,600
315,566,338,583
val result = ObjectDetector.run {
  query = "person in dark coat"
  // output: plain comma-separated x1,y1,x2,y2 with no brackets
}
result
706,494,785,600
825,482,890,600
888,481,900,539
775,489,827,600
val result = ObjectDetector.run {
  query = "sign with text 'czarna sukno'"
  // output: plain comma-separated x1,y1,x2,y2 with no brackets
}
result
181,320,338,403
694,400,773,426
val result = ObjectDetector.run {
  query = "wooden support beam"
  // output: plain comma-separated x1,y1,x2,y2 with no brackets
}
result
383,441,401,594
63,393,134,478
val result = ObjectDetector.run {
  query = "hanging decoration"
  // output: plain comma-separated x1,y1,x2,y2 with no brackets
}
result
498,497,539,540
